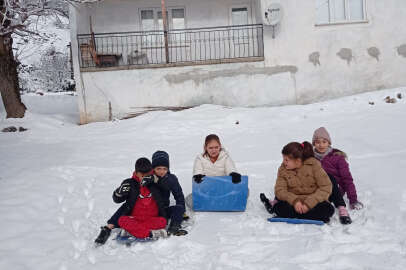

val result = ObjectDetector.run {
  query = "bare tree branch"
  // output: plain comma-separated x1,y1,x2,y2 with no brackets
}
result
1,0,102,36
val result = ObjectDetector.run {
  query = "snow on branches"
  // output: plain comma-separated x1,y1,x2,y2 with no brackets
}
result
0,0,101,36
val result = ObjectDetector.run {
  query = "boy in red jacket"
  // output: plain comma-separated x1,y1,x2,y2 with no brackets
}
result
95,158,168,245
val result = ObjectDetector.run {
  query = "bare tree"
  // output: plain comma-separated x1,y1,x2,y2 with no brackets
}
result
0,0,98,118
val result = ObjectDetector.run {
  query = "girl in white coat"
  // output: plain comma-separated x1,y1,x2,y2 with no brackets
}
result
193,134,241,184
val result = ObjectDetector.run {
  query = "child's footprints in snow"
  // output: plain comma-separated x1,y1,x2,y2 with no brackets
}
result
86,180,93,189
83,189,90,198
400,191,406,211
58,195,64,204
87,252,96,264
58,216,65,225
67,186,75,194
73,252,80,260
72,220,81,234
88,199,94,211
72,239,87,252
85,199,95,218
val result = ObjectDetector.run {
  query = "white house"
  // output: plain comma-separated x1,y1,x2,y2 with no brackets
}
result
70,0,406,124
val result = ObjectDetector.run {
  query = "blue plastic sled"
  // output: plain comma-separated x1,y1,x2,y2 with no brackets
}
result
267,217,324,225
192,175,248,212
116,234,155,245
115,229,156,245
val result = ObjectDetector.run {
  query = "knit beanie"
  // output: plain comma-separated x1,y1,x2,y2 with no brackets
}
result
312,127,332,145
152,151,170,169
135,157,152,173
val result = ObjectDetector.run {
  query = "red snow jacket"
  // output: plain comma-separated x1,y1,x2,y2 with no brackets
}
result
112,173,167,219
130,178,159,219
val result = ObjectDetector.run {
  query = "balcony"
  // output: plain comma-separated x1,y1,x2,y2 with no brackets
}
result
77,24,264,71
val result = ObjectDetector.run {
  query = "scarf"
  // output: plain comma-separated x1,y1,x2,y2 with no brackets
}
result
132,172,153,200
314,146,333,161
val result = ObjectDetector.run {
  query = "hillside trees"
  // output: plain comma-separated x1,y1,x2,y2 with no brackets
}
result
0,0,97,118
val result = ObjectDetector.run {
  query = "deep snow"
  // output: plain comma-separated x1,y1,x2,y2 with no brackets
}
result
1,88,406,270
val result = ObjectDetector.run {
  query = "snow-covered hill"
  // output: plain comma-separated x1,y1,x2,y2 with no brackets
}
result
1,88,406,270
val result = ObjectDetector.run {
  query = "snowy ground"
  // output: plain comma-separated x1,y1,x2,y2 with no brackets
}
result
1,88,406,270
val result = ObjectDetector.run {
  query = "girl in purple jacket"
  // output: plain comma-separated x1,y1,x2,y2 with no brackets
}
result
312,127,364,210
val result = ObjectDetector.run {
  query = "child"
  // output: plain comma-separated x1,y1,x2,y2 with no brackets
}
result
94,158,168,245
193,134,241,184
272,142,335,223
150,151,186,235
312,127,363,210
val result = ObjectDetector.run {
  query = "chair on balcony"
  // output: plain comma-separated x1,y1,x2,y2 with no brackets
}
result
79,20,122,68
80,42,122,67
128,49,149,65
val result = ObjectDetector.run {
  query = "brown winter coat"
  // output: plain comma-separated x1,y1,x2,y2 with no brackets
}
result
274,157,332,209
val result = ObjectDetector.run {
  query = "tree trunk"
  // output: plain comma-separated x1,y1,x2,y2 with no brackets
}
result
0,34,26,118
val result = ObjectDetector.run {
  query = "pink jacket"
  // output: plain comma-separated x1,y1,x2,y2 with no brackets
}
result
317,149,358,204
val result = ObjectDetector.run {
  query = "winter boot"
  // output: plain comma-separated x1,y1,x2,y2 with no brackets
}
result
338,206,352,225
150,229,168,240
95,226,112,245
168,222,181,235
260,193,274,214
182,213,190,221
168,222,188,236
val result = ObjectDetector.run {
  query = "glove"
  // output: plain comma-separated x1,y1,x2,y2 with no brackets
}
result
230,172,241,184
350,201,364,210
193,174,205,184
115,182,130,197
141,175,157,186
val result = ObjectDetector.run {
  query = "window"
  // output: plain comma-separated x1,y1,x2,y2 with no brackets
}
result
140,7,185,31
157,11,169,30
316,0,366,24
141,10,154,31
231,7,248,25
230,7,251,45
172,8,185,29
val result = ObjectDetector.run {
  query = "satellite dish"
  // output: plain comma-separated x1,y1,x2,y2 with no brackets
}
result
264,3,283,26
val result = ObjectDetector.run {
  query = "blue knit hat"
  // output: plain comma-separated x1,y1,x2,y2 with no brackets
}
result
152,151,170,168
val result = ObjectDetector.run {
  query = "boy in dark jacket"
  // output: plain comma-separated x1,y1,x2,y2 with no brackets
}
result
151,151,186,235
94,158,168,245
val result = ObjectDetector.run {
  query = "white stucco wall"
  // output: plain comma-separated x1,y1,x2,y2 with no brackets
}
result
70,0,406,123
80,62,297,121
261,0,406,103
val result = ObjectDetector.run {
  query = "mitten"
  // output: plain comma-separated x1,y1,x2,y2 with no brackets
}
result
193,174,205,184
115,182,130,197
229,172,241,184
350,201,364,210
141,175,157,186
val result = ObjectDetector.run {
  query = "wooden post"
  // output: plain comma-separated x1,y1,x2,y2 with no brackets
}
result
89,16,100,66
161,0,169,63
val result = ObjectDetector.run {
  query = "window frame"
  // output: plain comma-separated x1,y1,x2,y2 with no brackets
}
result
229,4,252,26
315,0,368,26
139,6,187,31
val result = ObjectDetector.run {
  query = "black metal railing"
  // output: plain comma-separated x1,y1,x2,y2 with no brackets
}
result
77,24,264,68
